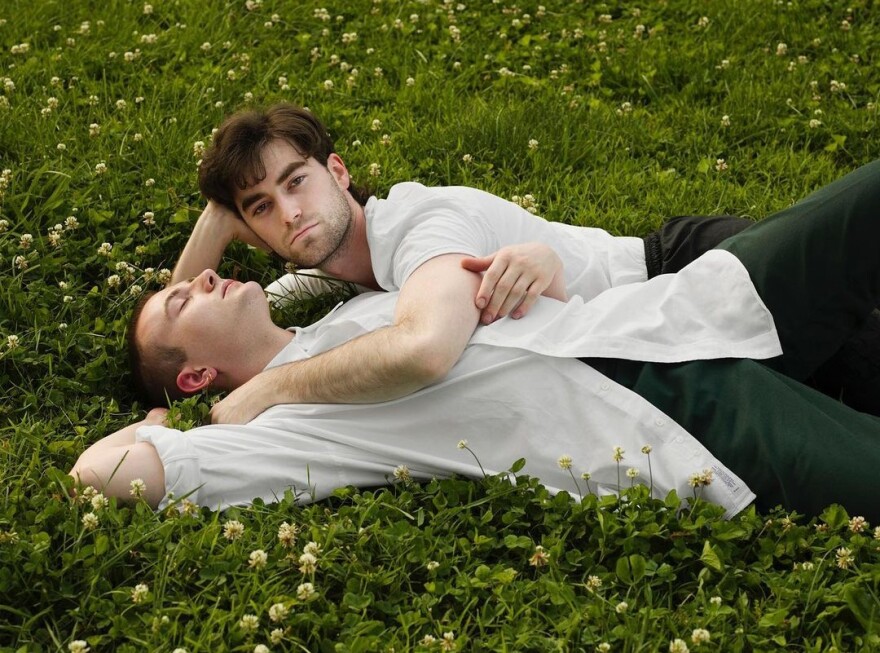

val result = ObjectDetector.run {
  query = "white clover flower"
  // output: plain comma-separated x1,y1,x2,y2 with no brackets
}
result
91,493,109,511
65,216,79,230
697,16,710,28
63,295,73,303
441,631,456,651
421,635,437,646
457,439,468,449
106,274,121,289
874,526,880,540
626,467,640,479
129,284,143,297
156,269,172,284
19,233,33,249
840,19,851,31
131,583,149,603
528,138,539,150
6,334,19,349
427,560,440,571
776,42,788,56
368,163,381,177
270,628,284,644
557,454,572,470
94,162,107,175
720,115,731,128
268,602,289,622
97,242,112,256
59,323,68,330
586,574,602,590
69,640,90,653
303,541,321,556
14,255,28,271
142,211,155,226
836,546,854,569
253,645,269,653
830,79,847,93
238,614,259,632
296,582,316,601
597,644,611,653
691,628,710,645
133,132,144,142
143,3,153,14
641,445,653,455
529,545,550,567
709,595,722,606
616,101,633,115
669,639,689,653
298,552,318,574
688,469,714,487
249,549,268,569
714,158,728,172
140,33,157,44
223,519,245,541
615,601,628,613
81,512,99,530
849,516,868,533
322,79,334,90
612,446,625,462
277,521,298,547
129,478,146,497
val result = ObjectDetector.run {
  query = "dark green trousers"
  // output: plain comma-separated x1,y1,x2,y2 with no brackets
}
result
591,159,880,519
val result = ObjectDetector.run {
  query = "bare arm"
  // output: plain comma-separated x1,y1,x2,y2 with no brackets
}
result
69,408,167,508
461,242,568,324
171,201,271,285
209,254,482,423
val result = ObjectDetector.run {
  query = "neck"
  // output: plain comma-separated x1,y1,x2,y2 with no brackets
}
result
321,202,379,290
223,327,295,390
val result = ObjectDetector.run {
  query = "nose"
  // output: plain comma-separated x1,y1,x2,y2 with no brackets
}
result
280,198,302,226
194,269,219,293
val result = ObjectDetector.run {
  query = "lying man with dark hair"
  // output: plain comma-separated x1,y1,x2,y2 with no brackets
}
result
71,158,880,521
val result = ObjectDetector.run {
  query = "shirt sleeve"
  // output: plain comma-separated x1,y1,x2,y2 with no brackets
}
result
135,425,203,509
389,208,497,288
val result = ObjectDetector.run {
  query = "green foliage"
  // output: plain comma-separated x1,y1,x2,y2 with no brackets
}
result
1,0,880,649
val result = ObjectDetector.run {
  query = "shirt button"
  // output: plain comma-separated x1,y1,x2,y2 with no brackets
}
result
654,418,666,427
674,435,684,444
600,382,610,391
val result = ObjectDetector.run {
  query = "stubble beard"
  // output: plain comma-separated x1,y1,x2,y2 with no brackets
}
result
290,185,354,269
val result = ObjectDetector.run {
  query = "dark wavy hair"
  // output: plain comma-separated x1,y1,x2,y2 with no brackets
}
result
198,103,371,211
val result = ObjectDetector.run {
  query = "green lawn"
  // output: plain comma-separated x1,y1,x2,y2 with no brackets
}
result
1,0,879,650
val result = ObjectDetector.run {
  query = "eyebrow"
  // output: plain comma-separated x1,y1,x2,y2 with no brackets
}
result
239,160,307,212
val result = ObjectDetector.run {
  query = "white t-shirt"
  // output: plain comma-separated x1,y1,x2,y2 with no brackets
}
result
365,183,647,298
136,252,771,516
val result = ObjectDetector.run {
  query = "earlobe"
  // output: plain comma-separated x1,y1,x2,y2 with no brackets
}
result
326,153,351,190
176,366,217,393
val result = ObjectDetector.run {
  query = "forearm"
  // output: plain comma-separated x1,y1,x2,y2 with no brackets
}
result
261,322,452,404
170,206,236,285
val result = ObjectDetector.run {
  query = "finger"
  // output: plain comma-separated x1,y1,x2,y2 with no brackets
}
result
483,268,520,321
511,284,541,319
473,256,507,310
496,277,533,319
460,255,494,273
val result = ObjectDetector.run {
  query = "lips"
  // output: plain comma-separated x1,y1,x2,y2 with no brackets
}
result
221,279,236,297
291,223,316,244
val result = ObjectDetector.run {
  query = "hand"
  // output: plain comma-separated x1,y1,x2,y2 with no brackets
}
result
461,242,567,324
204,200,271,253
209,378,272,425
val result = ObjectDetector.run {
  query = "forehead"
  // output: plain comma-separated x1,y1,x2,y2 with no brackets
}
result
136,284,178,347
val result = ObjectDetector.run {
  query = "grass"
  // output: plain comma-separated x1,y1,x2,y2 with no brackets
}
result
1,0,879,650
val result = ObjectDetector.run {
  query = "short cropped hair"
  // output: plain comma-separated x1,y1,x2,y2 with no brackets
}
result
127,292,190,407
198,103,371,211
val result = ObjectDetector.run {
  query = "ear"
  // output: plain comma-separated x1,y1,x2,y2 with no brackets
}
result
176,366,217,394
326,153,351,190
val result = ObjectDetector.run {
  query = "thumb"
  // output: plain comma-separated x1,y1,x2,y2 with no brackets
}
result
460,255,494,272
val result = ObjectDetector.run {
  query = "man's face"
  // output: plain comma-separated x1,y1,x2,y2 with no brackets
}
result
136,270,270,376
234,139,354,269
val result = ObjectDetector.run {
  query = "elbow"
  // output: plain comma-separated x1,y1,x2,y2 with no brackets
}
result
403,338,458,386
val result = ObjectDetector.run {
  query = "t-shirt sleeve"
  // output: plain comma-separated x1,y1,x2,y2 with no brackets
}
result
390,209,497,288
135,425,202,509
